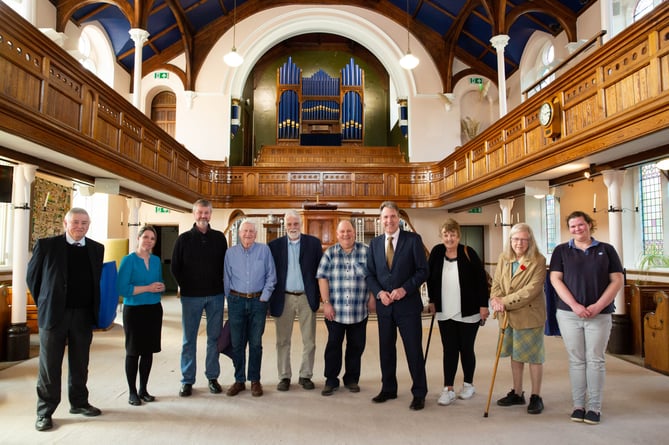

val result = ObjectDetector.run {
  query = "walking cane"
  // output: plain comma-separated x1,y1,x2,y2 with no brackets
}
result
424,312,436,365
484,311,508,418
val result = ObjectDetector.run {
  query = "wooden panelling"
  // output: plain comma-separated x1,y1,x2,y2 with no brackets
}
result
2,3,669,210
565,94,600,135
0,61,41,110
45,86,80,130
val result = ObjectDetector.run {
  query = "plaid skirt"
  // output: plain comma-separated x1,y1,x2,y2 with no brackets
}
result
499,325,545,364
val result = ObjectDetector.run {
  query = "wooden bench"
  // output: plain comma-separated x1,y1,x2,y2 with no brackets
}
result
625,284,669,356
644,290,669,374
6,287,38,334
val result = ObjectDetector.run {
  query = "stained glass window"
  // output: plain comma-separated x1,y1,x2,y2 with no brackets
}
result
640,163,664,255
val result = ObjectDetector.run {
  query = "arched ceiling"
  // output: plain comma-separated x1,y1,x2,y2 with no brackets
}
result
55,0,594,92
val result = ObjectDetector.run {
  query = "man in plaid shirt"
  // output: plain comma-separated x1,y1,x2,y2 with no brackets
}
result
316,220,373,396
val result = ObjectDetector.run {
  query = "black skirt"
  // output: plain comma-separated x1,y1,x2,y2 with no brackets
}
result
123,302,163,355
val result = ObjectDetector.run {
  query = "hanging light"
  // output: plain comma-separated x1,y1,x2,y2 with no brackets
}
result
399,0,419,70
224,0,244,67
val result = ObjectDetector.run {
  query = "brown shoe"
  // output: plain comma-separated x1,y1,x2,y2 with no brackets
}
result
226,382,246,396
251,381,263,397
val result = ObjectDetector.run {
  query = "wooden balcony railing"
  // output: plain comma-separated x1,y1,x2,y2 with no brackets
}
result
1,2,669,210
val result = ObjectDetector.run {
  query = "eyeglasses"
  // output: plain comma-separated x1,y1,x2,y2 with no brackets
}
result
511,237,530,243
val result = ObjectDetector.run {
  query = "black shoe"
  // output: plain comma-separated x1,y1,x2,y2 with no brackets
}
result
208,379,223,394
179,383,193,397
128,393,142,406
35,416,53,431
527,394,544,414
497,389,526,406
570,408,586,422
277,378,290,391
138,392,156,402
584,410,601,425
321,385,338,396
409,397,425,411
345,383,360,393
69,404,102,417
298,377,315,390
372,391,397,403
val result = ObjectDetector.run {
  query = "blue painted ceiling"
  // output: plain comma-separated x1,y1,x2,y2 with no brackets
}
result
60,0,594,86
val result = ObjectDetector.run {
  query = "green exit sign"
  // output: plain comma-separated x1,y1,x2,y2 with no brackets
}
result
469,77,483,84
468,207,482,214
154,72,169,79
155,207,170,213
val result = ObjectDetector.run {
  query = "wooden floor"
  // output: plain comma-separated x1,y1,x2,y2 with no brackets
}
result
1,295,668,445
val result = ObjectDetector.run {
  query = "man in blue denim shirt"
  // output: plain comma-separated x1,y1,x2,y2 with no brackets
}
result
224,220,276,397
171,199,227,397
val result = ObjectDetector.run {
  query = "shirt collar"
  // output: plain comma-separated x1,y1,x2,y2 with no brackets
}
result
66,234,85,246
386,229,400,241
568,237,599,249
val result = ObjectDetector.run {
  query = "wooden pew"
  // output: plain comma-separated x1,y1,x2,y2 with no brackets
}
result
644,290,669,375
6,287,38,334
0,285,9,360
625,284,669,356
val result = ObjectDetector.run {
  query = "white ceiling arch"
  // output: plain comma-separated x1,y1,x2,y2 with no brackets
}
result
215,5,440,100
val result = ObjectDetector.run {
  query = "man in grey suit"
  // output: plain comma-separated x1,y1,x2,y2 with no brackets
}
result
366,201,429,410
27,208,105,431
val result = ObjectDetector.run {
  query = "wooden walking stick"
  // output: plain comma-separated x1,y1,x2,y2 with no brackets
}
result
424,312,436,365
484,311,509,418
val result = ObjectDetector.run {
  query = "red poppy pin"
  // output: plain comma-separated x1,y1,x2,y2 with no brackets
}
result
520,265,526,272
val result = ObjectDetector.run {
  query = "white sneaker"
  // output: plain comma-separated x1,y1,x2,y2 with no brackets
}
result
458,383,475,400
437,389,456,406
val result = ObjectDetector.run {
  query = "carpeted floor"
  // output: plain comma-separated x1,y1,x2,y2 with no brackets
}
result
1,294,667,445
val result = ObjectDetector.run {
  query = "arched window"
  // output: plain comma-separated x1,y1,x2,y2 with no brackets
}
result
78,25,115,87
634,0,661,21
78,31,97,75
151,91,177,137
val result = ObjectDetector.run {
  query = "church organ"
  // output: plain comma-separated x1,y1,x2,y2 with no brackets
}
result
277,57,364,146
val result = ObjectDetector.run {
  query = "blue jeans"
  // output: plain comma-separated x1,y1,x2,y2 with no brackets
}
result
227,295,268,382
557,309,612,413
180,294,225,384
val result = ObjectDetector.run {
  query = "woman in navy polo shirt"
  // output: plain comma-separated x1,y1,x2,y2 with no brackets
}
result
549,211,623,425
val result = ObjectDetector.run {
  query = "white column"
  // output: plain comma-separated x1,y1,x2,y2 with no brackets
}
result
600,0,613,43
602,169,626,314
498,198,515,242
128,197,142,252
490,35,510,117
129,28,150,109
184,91,197,110
11,164,37,324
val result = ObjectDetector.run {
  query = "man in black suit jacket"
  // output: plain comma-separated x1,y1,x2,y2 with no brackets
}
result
27,208,105,432
269,210,323,391
366,201,429,410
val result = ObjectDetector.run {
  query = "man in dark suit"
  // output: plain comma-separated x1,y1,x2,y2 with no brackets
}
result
269,210,323,391
27,208,105,431
366,201,429,410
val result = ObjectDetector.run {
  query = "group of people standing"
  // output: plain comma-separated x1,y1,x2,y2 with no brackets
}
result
27,200,623,432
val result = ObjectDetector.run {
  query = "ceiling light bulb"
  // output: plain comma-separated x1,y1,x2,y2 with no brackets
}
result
224,48,243,67
400,52,419,70
656,158,669,171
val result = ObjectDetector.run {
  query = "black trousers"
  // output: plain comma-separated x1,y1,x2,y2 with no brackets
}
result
36,308,94,417
438,318,480,387
323,318,367,387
